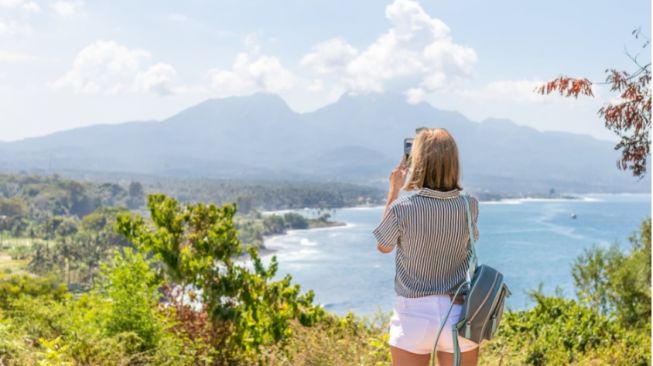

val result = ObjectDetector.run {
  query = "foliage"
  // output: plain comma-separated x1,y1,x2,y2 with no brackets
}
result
282,212,309,229
0,272,67,311
28,206,130,288
0,245,199,365
0,197,28,235
571,243,619,315
572,218,651,328
143,178,385,211
235,215,266,249
116,194,325,362
236,210,343,249
0,174,100,219
97,248,164,351
482,292,650,366
0,174,137,241
262,214,286,235
267,313,392,366
537,29,651,176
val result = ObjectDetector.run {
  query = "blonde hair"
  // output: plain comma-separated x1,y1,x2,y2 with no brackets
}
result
405,128,462,191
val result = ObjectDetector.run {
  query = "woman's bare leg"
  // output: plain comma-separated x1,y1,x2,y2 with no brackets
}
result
390,346,478,366
436,347,479,366
390,346,430,366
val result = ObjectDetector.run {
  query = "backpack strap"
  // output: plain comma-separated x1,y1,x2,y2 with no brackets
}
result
430,281,467,366
452,330,462,365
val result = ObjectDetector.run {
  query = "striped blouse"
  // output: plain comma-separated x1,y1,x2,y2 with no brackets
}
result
373,188,479,298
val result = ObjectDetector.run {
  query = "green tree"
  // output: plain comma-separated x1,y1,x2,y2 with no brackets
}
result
573,218,651,328
263,214,286,235
115,194,323,362
0,197,27,219
96,248,164,351
283,213,308,229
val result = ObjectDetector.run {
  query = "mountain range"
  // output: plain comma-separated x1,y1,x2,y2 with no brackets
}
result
1,93,648,194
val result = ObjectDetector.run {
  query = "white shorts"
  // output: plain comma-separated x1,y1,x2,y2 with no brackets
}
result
388,294,479,355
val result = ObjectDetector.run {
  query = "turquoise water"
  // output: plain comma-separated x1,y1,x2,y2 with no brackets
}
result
263,194,651,315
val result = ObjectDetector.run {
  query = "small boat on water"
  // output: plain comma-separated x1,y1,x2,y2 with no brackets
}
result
571,213,577,219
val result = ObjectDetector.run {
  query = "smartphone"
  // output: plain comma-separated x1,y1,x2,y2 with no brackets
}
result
404,128,426,162
404,138,414,161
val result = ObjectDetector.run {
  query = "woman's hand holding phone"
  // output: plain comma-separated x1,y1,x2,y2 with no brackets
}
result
388,156,408,201
382,157,408,220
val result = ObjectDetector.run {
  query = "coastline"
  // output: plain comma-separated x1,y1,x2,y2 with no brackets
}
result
259,220,349,254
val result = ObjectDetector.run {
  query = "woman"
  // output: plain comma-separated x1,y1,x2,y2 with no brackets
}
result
373,128,480,366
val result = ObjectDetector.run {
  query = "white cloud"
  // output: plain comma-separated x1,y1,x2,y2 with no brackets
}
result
300,38,358,75
134,63,178,96
299,0,477,102
307,79,324,92
201,0,476,104
207,41,297,97
0,0,40,12
51,40,181,95
51,0,83,16
404,87,426,104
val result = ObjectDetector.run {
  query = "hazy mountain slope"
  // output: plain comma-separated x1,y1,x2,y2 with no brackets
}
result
1,93,647,193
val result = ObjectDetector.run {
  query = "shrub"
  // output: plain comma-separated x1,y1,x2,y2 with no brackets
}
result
0,273,67,311
265,312,392,366
116,194,325,363
95,248,165,352
282,212,309,229
572,218,651,328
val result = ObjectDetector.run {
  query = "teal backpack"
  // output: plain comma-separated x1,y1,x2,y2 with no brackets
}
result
431,194,511,366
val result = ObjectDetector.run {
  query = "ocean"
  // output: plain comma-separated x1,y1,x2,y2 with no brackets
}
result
262,194,651,316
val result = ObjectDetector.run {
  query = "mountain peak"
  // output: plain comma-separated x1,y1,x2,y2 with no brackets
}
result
165,93,294,124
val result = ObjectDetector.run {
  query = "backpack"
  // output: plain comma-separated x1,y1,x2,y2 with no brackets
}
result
431,193,511,366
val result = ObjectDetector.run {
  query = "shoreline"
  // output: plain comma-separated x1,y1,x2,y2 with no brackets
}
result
259,220,349,254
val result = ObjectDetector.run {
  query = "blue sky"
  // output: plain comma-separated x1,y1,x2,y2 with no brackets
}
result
0,0,650,141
